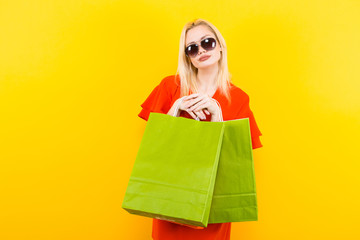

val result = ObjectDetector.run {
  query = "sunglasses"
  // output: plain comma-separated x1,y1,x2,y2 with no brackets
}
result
185,37,217,58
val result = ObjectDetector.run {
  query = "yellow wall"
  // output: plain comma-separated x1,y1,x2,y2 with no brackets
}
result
1,0,359,239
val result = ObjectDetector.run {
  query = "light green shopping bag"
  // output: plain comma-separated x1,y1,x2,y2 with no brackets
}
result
208,118,257,224
122,112,257,227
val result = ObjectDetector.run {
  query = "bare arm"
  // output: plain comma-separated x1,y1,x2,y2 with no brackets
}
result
210,113,221,122
167,98,182,117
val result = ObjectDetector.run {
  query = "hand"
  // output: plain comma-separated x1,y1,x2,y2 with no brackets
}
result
176,95,207,120
180,93,220,120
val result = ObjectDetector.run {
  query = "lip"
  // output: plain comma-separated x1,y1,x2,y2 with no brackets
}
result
199,55,211,61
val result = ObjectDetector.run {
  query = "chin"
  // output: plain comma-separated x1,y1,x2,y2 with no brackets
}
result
196,60,217,69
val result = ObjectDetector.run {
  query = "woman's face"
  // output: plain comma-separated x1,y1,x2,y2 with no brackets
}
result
185,25,222,69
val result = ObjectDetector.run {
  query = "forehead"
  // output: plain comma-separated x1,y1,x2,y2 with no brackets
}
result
185,25,215,45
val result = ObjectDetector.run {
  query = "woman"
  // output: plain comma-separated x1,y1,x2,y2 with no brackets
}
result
138,18,262,240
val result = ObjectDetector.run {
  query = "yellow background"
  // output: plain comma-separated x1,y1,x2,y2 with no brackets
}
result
1,0,359,239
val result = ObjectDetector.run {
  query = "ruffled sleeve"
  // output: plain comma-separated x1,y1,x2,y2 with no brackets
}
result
138,77,172,121
236,93,263,149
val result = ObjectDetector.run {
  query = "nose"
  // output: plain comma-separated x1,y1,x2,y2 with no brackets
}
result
198,45,206,55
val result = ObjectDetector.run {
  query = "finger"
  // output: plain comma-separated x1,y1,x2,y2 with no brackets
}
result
183,97,203,109
190,109,203,120
191,102,209,112
186,110,198,120
192,103,209,115
185,93,201,99
184,94,207,103
189,100,208,112
193,111,202,120
204,109,210,115
186,96,205,108
184,94,204,101
193,109,206,120
197,110,206,120
201,110,207,119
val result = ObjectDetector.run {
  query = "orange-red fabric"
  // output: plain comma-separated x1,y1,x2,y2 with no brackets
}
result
138,75,263,240
138,75,263,149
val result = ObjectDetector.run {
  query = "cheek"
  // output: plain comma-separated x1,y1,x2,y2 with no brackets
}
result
191,59,199,68
208,52,221,64
216,52,221,61
214,48,221,58
212,50,222,62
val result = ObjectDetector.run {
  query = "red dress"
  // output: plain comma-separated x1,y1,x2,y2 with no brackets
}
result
138,75,263,240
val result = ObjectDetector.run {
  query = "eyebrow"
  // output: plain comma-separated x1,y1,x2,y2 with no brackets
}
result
186,35,212,46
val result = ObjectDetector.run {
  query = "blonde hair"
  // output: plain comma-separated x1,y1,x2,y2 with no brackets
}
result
175,18,232,104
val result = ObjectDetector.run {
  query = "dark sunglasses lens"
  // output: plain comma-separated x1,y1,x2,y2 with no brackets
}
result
201,38,216,51
185,44,198,57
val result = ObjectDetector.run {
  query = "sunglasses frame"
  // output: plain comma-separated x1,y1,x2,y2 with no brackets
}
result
185,37,217,58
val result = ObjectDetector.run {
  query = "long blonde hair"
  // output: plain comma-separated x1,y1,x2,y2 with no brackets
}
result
175,18,232,104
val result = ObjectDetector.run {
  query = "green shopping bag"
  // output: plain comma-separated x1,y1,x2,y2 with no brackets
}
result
208,118,257,224
122,112,257,227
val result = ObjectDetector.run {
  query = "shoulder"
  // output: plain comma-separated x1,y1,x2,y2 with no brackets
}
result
159,74,179,87
157,74,179,96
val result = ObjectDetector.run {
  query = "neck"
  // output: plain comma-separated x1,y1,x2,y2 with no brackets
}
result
196,63,219,91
